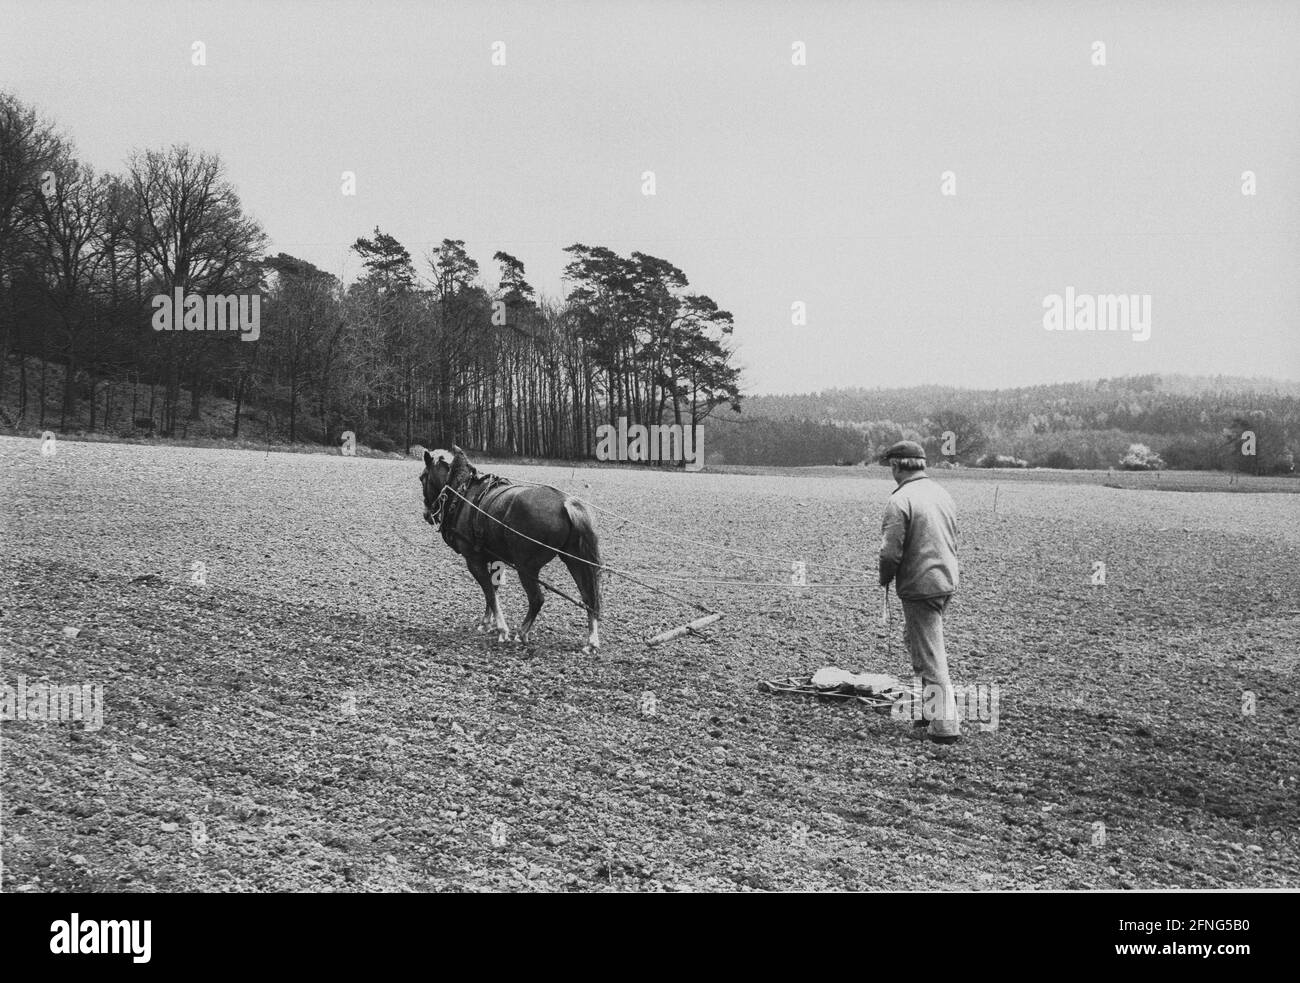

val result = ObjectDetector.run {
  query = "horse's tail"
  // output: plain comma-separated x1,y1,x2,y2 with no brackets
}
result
562,498,602,617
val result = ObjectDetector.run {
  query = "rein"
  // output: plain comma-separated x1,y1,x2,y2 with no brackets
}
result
430,485,451,529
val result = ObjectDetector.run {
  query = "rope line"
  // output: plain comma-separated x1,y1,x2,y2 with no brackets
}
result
411,504,869,592
443,484,717,615
633,577,868,589
427,473,890,626
498,475,878,578
389,519,597,615
445,484,872,592
379,518,891,648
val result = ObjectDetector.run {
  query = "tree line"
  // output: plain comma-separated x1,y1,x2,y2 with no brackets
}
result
706,376,1299,472
0,90,743,457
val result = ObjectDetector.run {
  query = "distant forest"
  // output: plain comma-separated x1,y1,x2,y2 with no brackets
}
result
707,375,1299,473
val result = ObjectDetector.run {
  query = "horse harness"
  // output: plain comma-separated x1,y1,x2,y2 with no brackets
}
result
433,471,514,556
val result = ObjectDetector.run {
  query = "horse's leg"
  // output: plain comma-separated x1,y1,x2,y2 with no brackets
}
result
466,556,508,640
561,555,601,653
582,609,601,654
473,571,492,632
515,566,545,643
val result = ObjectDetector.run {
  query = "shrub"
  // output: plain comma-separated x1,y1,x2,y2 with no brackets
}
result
1120,443,1163,471
369,435,397,454
977,452,1028,469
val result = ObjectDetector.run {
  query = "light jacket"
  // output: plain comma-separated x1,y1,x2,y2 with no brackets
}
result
878,473,959,600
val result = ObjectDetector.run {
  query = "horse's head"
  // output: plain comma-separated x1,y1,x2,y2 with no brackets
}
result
421,445,476,525
420,448,454,525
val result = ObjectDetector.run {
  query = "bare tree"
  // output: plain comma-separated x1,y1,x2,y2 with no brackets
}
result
0,92,64,408
127,145,265,432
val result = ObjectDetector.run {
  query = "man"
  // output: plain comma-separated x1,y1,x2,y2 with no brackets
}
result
878,440,962,745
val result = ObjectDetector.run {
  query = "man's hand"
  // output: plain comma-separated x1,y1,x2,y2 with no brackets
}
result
879,558,898,588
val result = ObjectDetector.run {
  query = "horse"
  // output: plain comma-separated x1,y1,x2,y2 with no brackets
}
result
419,446,603,652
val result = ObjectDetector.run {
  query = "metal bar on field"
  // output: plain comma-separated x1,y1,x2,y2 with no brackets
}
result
647,612,723,645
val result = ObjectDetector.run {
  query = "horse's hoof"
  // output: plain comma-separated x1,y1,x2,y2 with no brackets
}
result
581,644,599,655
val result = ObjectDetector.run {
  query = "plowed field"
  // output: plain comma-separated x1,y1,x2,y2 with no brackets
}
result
2,437,1297,891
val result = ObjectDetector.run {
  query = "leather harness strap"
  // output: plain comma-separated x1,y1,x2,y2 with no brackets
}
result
438,472,514,555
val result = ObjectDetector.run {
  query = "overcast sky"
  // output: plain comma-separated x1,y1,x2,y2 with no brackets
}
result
3,0,1297,394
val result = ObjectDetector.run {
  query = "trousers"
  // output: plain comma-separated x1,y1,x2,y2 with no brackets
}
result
901,594,960,738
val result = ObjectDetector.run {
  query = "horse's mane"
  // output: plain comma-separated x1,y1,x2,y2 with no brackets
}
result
438,448,513,554
446,448,512,502
446,448,477,495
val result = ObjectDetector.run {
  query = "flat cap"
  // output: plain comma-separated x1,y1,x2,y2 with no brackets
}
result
882,440,926,461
